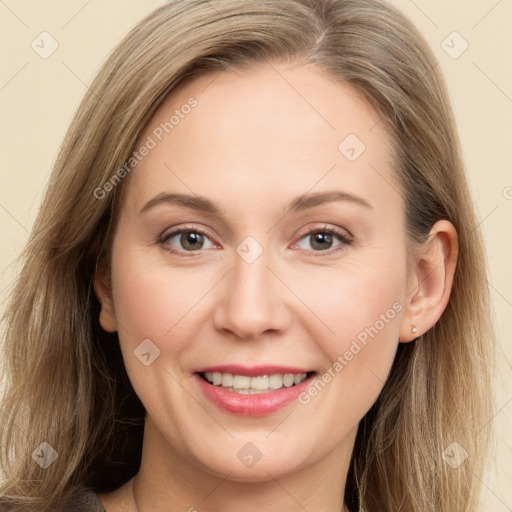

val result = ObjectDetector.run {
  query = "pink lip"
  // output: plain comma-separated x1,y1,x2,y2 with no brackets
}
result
193,364,311,376
193,366,314,417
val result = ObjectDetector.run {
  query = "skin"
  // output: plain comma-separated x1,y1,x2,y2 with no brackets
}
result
94,61,457,512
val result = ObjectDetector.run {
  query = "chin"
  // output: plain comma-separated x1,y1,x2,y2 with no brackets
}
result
186,435,315,482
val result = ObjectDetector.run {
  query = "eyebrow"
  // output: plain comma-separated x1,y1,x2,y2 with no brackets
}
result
139,190,372,216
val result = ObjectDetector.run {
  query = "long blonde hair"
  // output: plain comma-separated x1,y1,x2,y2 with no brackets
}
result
0,0,494,510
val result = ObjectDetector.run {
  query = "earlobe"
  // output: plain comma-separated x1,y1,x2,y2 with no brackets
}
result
399,220,458,343
93,258,118,333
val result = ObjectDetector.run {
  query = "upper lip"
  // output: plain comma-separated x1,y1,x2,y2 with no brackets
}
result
194,364,313,377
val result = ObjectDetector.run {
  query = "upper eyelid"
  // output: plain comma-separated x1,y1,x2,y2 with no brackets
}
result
160,225,217,242
160,223,229,246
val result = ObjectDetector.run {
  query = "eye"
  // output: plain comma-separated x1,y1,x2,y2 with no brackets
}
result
293,225,352,255
158,224,352,257
159,227,216,255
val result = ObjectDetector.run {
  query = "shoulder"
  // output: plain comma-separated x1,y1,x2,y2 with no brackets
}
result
0,485,106,512
57,485,106,511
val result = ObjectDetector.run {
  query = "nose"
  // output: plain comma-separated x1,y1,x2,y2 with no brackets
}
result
212,247,291,340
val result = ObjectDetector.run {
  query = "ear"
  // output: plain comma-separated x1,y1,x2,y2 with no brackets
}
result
399,220,458,343
93,257,118,333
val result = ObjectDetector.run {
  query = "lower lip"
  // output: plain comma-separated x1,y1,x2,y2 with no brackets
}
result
194,373,313,417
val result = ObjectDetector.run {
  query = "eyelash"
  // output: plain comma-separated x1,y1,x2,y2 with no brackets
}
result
157,224,353,257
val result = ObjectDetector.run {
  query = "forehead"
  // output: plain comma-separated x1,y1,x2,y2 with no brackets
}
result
122,62,398,217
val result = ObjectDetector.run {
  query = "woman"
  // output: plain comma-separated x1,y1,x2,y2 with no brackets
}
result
0,0,494,510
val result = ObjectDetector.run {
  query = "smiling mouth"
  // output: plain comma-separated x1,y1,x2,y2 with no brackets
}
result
198,371,316,394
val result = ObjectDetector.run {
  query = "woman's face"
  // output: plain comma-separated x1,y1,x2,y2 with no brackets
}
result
99,62,414,481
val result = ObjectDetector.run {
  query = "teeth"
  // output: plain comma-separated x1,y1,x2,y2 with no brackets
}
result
282,374,295,387
202,371,308,392
233,375,251,389
269,374,282,390
251,375,269,390
221,373,233,387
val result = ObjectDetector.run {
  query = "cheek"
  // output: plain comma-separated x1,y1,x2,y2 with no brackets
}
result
293,254,405,419
110,247,207,351
111,237,406,362
108,248,213,422
292,257,405,357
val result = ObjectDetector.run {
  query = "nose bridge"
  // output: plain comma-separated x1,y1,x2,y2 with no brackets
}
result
233,247,272,304
213,237,287,339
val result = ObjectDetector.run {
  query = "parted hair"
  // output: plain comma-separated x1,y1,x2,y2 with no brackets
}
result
0,0,494,510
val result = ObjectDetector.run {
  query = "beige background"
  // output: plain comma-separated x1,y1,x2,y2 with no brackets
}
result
0,0,511,508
